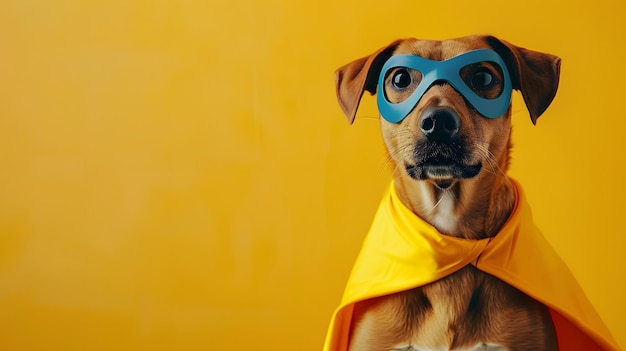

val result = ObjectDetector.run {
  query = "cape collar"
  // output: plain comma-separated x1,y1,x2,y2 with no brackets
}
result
340,179,525,305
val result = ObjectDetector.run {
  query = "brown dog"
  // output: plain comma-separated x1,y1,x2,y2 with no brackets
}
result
334,35,561,351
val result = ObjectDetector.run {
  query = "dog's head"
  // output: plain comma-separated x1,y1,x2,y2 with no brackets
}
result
335,35,561,190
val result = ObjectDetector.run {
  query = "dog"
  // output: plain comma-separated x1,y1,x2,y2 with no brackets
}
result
333,35,561,351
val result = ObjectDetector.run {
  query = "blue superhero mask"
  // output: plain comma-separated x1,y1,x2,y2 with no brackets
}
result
377,49,513,123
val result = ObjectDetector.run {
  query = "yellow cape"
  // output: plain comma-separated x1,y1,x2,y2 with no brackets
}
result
324,180,619,351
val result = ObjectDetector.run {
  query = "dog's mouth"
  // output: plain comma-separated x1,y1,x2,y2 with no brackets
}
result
405,156,482,190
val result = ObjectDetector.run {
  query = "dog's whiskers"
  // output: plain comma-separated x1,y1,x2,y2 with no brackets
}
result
430,187,457,212
431,192,446,210
377,153,403,176
376,128,415,176
476,146,499,175
474,143,506,177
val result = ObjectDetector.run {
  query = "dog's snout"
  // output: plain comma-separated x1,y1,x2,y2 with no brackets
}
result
419,108,460,141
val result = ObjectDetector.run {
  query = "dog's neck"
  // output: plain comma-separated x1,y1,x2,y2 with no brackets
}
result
394,169,516,240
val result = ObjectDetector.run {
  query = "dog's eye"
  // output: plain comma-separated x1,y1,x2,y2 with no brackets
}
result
471,69,494,90
462,63,503,99
391,69,412,89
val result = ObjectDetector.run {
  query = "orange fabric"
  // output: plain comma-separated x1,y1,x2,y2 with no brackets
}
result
323,180,619,351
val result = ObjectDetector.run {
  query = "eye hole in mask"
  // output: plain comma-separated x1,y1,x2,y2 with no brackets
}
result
385,68,423,103
460,62,505,100
377,49,513,123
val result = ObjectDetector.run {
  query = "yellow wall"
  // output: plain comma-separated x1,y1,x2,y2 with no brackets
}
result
1,0,624,349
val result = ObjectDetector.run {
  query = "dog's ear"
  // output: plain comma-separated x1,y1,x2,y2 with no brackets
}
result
486,36,561,125
334,40,402,124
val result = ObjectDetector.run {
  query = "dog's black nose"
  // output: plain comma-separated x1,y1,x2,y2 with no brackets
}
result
419,108,460,141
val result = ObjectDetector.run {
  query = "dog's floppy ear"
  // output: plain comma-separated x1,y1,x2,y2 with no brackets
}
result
487,36,561,125
334,40,402,124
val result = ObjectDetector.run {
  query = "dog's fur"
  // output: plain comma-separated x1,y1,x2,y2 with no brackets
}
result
334,35,561,351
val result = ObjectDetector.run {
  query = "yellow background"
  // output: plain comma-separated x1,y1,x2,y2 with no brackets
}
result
1,0,624,350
